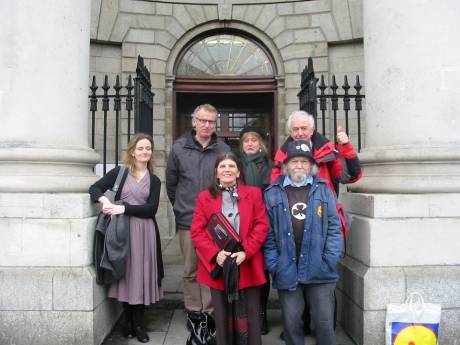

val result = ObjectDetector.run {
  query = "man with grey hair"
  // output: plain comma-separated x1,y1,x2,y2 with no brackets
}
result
271,110,361,235
166,104,230,316
270,110,361,338
264,139,343,345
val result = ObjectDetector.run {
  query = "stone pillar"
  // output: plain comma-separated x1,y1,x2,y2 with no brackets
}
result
338,1,460,344
0,1,120,344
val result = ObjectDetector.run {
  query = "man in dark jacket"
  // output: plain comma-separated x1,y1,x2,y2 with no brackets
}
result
264,140,343,345
166,104,230,314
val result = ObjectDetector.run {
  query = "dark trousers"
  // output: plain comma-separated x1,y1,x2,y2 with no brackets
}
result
278,283,336,345
211,286,262,345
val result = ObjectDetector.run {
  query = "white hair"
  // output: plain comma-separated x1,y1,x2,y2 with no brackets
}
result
286,110,315,133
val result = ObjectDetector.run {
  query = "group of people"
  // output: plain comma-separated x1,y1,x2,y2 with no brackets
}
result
89,103,362,345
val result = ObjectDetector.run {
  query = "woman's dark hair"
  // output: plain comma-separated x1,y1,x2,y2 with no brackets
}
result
208,152,243,198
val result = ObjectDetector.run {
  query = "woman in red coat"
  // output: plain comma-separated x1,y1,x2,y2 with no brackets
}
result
191,152,269,345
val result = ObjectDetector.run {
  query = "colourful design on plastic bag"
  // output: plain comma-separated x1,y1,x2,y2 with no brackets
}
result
391,322,438,345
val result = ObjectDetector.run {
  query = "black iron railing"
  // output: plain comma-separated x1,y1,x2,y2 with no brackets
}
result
298,57,365,151
89,55,154,174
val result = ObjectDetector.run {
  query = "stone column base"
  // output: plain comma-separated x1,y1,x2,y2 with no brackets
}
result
337,192,460,345
0,192,121,344
0,267,122,345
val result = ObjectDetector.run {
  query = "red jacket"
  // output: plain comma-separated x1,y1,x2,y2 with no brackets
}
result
190,185,269,291
270,132,363,237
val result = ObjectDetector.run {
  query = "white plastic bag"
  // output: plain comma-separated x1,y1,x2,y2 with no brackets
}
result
385,292,441,345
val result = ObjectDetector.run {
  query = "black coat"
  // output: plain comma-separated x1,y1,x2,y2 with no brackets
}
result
89,166,164,286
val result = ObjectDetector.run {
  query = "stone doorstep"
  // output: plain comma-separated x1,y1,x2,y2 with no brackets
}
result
101,308,356,345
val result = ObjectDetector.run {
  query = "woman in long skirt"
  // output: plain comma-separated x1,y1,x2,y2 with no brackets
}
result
89,133,164,343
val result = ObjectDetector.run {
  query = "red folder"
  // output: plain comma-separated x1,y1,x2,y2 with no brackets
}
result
206,213,241,252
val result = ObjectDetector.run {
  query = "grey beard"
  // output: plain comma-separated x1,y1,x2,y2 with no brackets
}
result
288,170,310,183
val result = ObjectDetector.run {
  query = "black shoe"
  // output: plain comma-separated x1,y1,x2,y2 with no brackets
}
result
123,320,135,338
260,311,269,335
134,326,150,343
280,331,285,341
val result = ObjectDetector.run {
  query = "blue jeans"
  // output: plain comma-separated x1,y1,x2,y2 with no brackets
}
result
278,283,336,345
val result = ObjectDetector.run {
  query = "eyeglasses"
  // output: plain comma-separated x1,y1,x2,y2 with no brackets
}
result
194,117,217,126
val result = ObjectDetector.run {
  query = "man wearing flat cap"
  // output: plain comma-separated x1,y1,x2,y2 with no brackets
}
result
263,140,343,345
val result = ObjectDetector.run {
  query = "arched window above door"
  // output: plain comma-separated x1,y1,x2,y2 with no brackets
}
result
176,34,274,76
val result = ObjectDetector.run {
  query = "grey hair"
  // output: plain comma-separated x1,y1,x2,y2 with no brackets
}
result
192,104,218,118
286,110,315,133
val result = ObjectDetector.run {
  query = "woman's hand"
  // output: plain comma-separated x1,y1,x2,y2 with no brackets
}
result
107,204,125,216
231,251,246,266
98,196,125,215
216,250,231,267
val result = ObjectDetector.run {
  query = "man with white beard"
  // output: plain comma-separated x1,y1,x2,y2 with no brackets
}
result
263,140,343,345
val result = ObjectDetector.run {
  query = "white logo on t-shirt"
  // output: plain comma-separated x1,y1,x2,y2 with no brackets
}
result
291,202,307,220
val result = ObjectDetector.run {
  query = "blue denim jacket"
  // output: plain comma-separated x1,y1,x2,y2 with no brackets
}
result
263,175,343,290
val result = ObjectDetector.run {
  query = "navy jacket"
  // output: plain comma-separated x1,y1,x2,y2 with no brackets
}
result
263,175,343,290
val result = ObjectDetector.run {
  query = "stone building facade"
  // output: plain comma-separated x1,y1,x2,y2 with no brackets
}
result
89,0,365,239
1,1,459,345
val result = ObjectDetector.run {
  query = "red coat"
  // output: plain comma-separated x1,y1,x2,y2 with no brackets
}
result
190,185,269,291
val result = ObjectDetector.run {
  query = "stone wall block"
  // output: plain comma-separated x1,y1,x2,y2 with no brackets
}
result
150,58,167,74
286,15,311,30
0,268,53,310
363,311,386,345
312,13,339,41
348,0,363,38
153,120,166,135
153,89,165,104
97,0,119,41
244,5,263,26
284,60,300,74
314,42,328,57
119,0,155,15
70,217,96,266
363,267,406,310
404,266,460,308
95,56,122,74
285,88,300,104
337,256,366,308
93,299,123,345
91,0,102,39
274,31,294,50
343,193,460,219
265,16,286,38
136,15,165,30
0,311,92,345
153,136,166,151
110,13,137,42
255,5,276,31
156,2,173,16
294,28,325,43
122,56,138,72
281,44,314,61
331,0,352,40
151,74,166,88
135,44,169,61
336,288,363,345
284,74,302,89
155,31,176,50
53,268,94,311
277,3,294,16
231,5,246,21
154,151,166,167
165,17,186,39
186,5,206,24
295,0,331,14
122,43,136,57
439,309,460,345
173,4,196,30
153,105,166,120
203,5,218,21
0,193,95,219
125,28,155,44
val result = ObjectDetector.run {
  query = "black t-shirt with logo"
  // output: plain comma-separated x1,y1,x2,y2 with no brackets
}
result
285,184,311,258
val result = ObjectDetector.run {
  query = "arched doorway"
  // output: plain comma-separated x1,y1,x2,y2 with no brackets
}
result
173,32,277,155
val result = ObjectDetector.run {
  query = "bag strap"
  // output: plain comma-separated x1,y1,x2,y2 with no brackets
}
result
405,292,425,306
108,166,126,203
